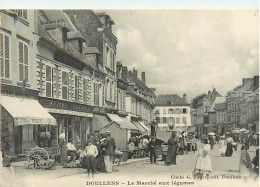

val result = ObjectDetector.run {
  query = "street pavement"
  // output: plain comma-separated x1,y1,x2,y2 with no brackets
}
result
2,144,259,187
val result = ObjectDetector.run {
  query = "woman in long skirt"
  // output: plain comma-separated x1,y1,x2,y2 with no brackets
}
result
225,136,233,157
239,143,253,180
218,136,226,157
195,138,212,178
165,133,177,165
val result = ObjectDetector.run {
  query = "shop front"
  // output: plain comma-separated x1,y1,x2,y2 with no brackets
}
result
38,97,94,148
0,95,56,156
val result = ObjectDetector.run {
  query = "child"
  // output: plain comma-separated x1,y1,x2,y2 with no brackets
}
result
85,140,98,178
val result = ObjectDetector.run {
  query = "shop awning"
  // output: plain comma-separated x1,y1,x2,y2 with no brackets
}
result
93,115,110,131
139,122,150,132
187,126,197,133
131,121,147,133
106,114,138,130
1,96,56,126
156,129,172,143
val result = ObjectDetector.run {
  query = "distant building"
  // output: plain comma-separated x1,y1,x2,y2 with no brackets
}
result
155,94,191,131
124,69,156,133
226,76,259,131
194,88,223,136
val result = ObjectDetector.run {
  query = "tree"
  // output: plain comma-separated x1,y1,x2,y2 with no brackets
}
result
191,93,207,109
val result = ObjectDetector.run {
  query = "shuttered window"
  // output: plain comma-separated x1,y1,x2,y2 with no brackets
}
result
46,65,53,98
0,33,10,79
19,41,29,82
83,78,89,103
62,71,69,100
75,75,79,101
94,82,99,106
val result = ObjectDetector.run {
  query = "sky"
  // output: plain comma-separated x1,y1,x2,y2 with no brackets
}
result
103,10,259,100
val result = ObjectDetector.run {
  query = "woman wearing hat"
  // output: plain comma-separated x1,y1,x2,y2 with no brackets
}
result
225,135,233,157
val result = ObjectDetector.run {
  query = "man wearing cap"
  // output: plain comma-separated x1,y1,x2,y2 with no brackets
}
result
67,139,80,163
102,131,116,173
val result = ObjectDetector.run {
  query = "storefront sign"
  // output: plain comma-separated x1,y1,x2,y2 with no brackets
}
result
38,97,94,113
14,118,56,126
46,108,93,117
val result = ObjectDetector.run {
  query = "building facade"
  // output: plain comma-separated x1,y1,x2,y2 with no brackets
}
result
0,10,56,156
155,94,191,131
193,88,223,137
124,69,156,132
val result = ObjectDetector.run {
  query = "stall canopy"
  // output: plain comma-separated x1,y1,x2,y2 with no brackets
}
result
131,121,147,133
92,115,110,131
156,129,172,142
106,114,139,130
139,122,151,132
1,96,56,126
187,126,197,133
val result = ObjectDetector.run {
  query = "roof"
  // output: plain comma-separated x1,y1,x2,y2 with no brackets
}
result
155,94,190,106
84,47,100,54
127,71,156,97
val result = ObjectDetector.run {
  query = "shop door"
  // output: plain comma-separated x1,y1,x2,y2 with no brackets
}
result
14,126,23,154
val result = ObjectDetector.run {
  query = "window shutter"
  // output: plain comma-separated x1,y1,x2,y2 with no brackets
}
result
0,33,3,57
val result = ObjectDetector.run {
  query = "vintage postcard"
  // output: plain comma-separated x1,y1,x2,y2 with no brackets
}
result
0,2,259,187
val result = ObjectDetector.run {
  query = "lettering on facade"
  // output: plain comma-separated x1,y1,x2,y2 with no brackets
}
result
39,97,94,113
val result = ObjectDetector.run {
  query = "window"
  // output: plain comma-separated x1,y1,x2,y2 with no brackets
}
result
163,117,167,123
23,125,33,142
14,10,27,20
106,79,109,100
176,108,180,114
163,108,166,114
19,41,29,82
183,117,187,123
168,108,174,114
94,82,99,106
83,78,89,103
46,65,53,98
169,117,173,125
62,71,69,100
183,108,187,114
74,75,79,101
110,50,113,70
0,33,10,79
176,117,180,124
106,46,110,67
110,81,113,101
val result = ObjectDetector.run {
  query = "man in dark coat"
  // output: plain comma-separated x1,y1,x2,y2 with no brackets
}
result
103,131,116,173
148,137,156,164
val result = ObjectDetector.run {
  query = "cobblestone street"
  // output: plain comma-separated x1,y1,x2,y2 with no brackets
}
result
3,144,258,187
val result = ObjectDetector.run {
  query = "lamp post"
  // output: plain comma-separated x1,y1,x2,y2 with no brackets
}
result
151,109,160,137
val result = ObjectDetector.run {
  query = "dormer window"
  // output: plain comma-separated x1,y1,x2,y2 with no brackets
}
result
14,10,27,20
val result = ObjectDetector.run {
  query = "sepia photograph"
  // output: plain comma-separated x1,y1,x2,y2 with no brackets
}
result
0,1,259,187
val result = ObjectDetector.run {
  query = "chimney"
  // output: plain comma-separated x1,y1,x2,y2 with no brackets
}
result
253,76,259,88
141,72,146,84
183,93,187,102
121,66,128,82
133,68,138,77
242,78,251,86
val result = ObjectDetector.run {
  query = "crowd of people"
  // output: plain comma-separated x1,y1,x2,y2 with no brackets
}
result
58,128,258,180
59,130,116,178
